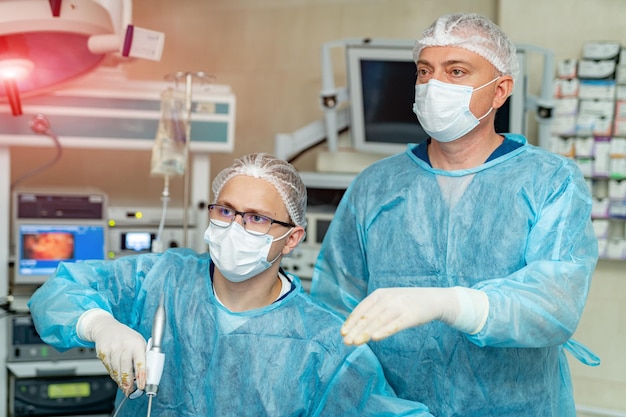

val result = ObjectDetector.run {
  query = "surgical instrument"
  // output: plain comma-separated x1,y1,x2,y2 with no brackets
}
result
144,293,166,417
111,295,166,417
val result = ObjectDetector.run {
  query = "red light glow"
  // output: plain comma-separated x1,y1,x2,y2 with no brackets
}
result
0,58,34,80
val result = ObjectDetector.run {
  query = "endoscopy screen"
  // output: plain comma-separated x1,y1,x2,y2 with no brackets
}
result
18,224,106,276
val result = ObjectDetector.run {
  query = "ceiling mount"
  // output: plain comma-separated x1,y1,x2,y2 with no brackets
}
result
0,0,163,116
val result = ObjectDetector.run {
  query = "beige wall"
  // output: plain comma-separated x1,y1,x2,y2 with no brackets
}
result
9,0,496,205
7,0,626,414
570,261,626,415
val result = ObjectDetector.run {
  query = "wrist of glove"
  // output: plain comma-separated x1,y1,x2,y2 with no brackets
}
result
446,286,489,335
77,308,147,395
341,286,489,346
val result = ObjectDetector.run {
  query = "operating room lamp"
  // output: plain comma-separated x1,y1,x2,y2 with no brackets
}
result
0,0,160,116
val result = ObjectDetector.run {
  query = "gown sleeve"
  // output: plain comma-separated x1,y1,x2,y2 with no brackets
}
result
469,165,598,347
27,254,157,350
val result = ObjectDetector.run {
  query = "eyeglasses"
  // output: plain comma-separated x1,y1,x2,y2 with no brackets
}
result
208,204,295,236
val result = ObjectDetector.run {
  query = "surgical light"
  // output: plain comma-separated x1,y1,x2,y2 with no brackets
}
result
0,58,34,80
0,58,34,116
0,0,164,116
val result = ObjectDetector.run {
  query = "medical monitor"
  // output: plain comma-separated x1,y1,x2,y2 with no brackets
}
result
346,43,526,155
15,223,106,284
122,231,155,252
12,188,107,285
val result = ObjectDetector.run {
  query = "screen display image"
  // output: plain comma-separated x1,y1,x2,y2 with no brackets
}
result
122,231,154,252
315,219,332,244
360,59,429,146
48,382,91,399
22,232,75,260
17,224,106,279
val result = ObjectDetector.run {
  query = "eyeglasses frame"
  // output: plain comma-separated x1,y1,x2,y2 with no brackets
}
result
208,203,295,235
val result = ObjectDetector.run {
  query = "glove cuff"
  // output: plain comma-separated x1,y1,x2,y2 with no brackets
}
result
449,287,489,334
76,308,114,342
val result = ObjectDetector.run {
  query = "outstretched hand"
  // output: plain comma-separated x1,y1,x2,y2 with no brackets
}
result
341,287,451,345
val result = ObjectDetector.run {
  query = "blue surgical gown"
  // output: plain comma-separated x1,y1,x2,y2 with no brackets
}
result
310,134,599,417
28,248,432,417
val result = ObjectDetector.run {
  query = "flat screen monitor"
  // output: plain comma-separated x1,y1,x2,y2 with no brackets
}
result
346,43,526,155
121,231,155,252
15,223,106,284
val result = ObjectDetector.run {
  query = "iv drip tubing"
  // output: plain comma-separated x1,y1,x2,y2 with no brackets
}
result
155,176,170,247
164,71,214,248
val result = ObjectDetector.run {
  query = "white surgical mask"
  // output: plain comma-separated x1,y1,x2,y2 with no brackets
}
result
203,221,291,283
412,77,499,142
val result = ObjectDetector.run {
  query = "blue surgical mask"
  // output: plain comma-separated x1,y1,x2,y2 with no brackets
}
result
412,77,499,142
203,221,291,283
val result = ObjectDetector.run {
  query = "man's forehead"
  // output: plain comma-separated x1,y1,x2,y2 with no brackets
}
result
220,175,287,213
418,46,493,68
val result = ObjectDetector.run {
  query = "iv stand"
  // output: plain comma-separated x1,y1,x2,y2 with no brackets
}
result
164,71,215,248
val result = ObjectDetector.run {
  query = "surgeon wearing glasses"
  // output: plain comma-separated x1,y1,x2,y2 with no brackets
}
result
28,153,432,417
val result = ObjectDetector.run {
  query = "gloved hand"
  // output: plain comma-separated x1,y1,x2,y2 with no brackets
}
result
77,308,147,396
341,286,489,345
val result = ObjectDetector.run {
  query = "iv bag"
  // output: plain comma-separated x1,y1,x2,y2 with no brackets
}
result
151,87,188,177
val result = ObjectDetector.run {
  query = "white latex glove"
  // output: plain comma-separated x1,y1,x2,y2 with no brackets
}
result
341,286,489,345
77,308,147,396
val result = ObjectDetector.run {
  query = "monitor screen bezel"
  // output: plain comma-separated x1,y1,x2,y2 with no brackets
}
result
14,221,107,285
346,43,527,155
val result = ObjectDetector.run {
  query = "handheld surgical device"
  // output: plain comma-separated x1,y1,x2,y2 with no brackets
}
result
116,295,166,417
144,294,166,416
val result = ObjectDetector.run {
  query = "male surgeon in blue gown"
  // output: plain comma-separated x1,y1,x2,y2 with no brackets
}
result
311,12,599,417
29,153,433,417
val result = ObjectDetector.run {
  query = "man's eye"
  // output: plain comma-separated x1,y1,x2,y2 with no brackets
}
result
249,214,269,224
220,208,234,217
450,68,465,76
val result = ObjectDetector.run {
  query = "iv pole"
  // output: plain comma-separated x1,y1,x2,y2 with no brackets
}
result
164,71,214,248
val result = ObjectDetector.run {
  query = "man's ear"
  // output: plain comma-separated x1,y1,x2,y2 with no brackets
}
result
493,75,514,109
282,226,306,255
